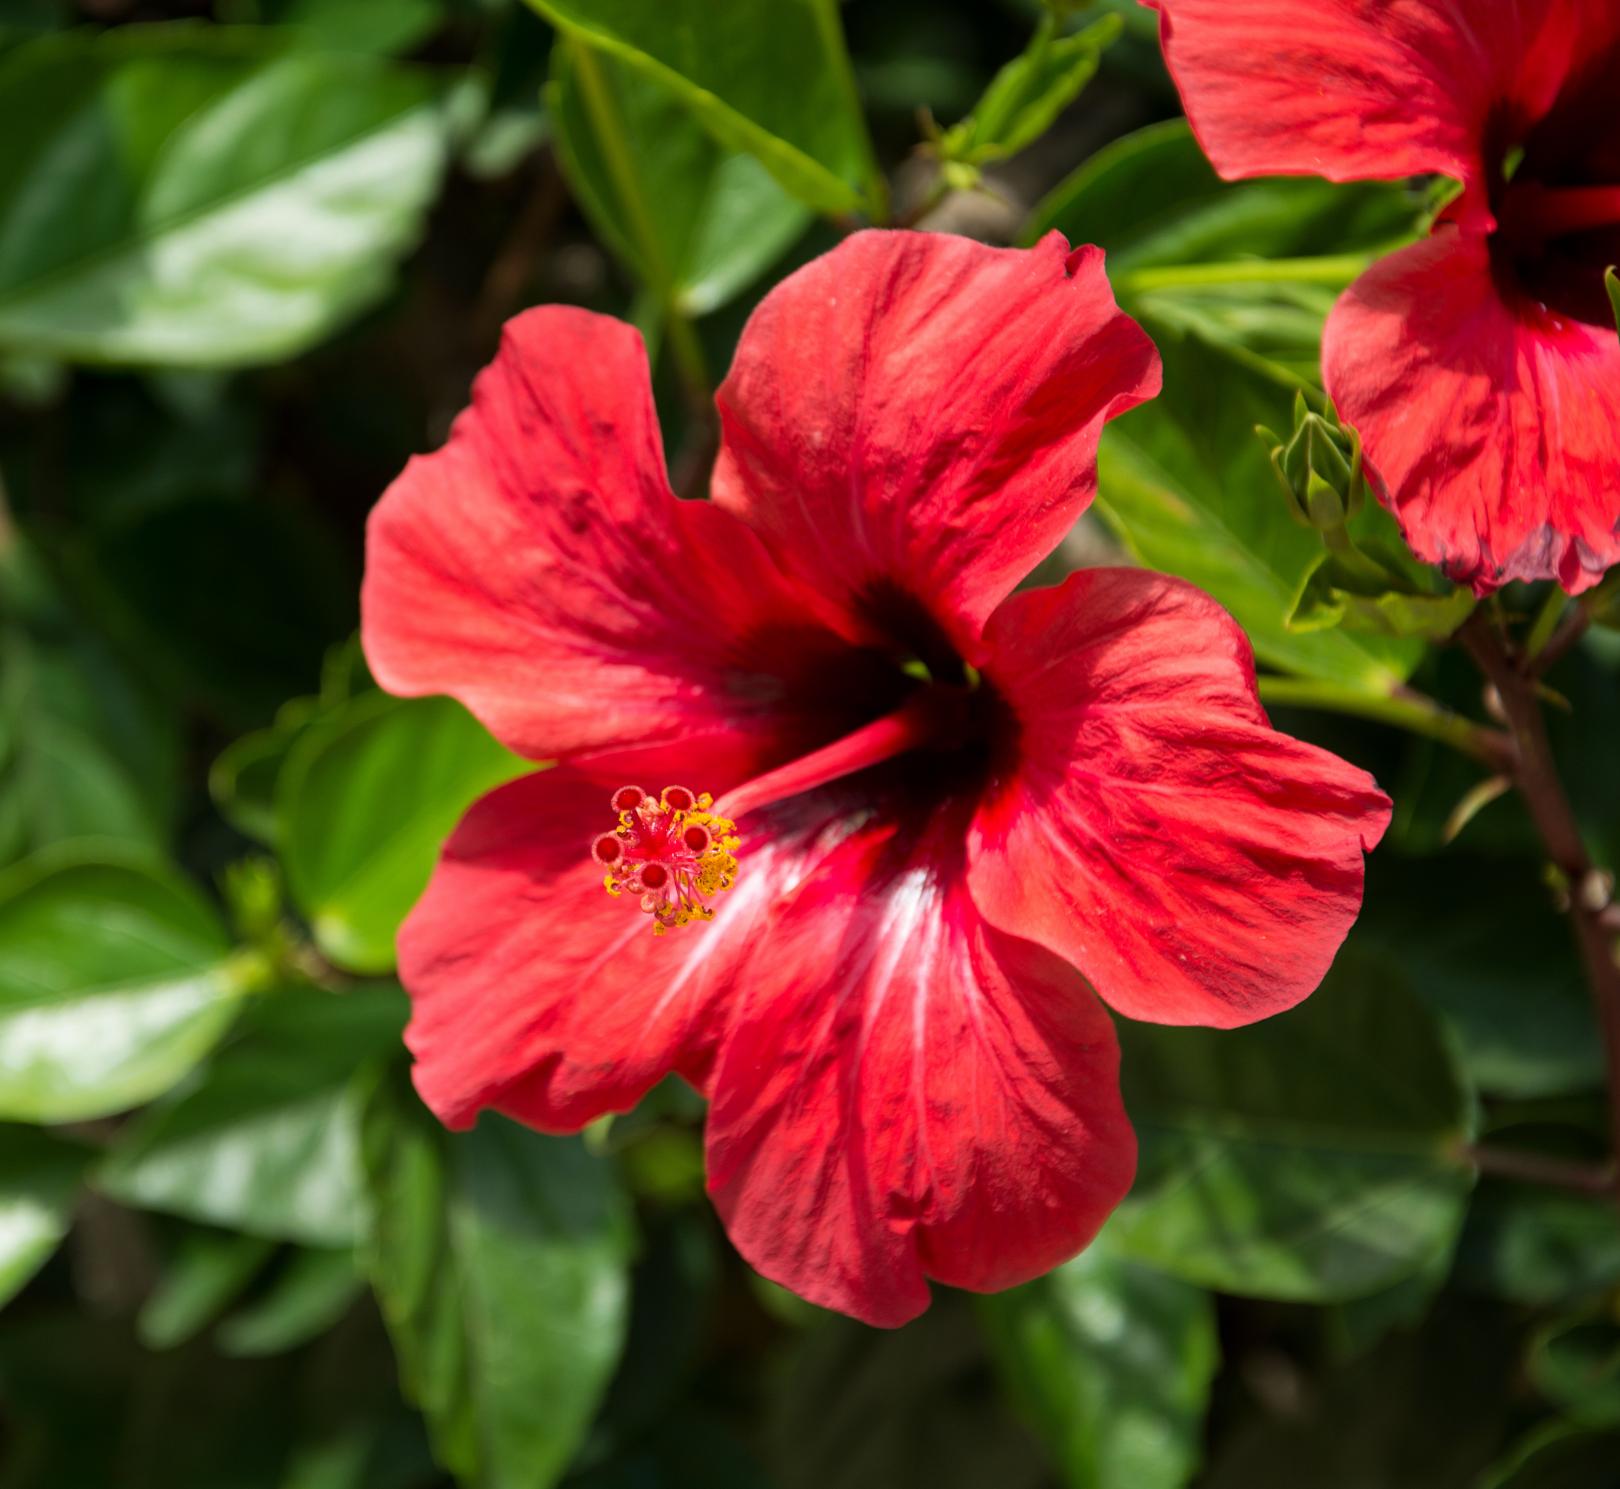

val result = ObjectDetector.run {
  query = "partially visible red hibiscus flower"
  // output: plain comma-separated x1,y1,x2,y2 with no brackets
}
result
362,230,1392,1327
1146,0,1620,596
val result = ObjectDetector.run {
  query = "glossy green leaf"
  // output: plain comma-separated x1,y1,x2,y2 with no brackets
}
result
1530,1311,1620,1426
549,41,810,316
0,850,248,1123
98,983,406,1247
0,544,179,870
525,0,880,216
941,16,1117,166
978,1240,1217,1489
137,1228,277,1349
362,1072,634,1489
0,25,449,367
1108,951,1475,1301
1606,266,1619,339
218,1246,364,1357
0,1125,87,1308
277,694,532,975
1099,329,1426,690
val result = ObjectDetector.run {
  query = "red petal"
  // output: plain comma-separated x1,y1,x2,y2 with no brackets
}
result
362,306,821,772
399,766,852,1132
712,231,1159,656
1325,233,1620,595
968,570,1392,1029
705,821,1135,1329
1145,0,1548,208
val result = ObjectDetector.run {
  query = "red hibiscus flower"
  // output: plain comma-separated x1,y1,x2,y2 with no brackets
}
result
362,230,1392,1326
1146,0,1620,596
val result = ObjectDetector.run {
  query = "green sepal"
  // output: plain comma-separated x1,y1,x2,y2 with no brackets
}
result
1289,549,1478,640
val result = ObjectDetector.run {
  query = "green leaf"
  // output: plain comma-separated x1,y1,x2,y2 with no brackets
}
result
978,1240,1217,1489
1032,119,1414,268
1607,266,1619,340
277,694,532,975
524,0,880,217
210,696,324,846
218,1245,364,1357
1035,120,1436,684
765,1299,1053,1489
362,1072,635,1489
1289,553,1477,642
1107,950,1476,1301
1098,329,1425,690
137,1227,277,1349
1456,1181,1620,1307
98,983,407,1246
0,850,248,1123
1356,854,1601,1099
220,0,447,56
941,15,1118,166
210,639,374,846
0,1125,87,1308
549,40,810,316
0,543,180,870
0,25,449,368
1485,1427,1620,1489
1530,1311,1620,1427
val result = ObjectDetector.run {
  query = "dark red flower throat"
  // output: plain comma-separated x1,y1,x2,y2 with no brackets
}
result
593,590,1011,934
1489,41,1620,326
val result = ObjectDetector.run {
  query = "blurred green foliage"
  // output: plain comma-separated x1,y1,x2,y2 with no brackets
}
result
0,1,1614,1486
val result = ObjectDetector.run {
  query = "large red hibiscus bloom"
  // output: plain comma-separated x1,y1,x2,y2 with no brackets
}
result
1147,0,1620,595
362,230,1391,1326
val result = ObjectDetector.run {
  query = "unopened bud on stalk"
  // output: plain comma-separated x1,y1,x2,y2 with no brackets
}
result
1260,394,1366,533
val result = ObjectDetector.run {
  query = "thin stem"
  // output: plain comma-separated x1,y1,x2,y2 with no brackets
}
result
1256,675,1513,768
1461,611,1620,1200
1112,252,1380,297
1459,1142,1617,1198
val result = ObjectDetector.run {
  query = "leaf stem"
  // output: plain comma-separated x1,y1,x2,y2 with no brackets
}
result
1112,252,1380,297
1256,675,1512,767
1460,610,1620,1203
1459,1142,1617,1198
